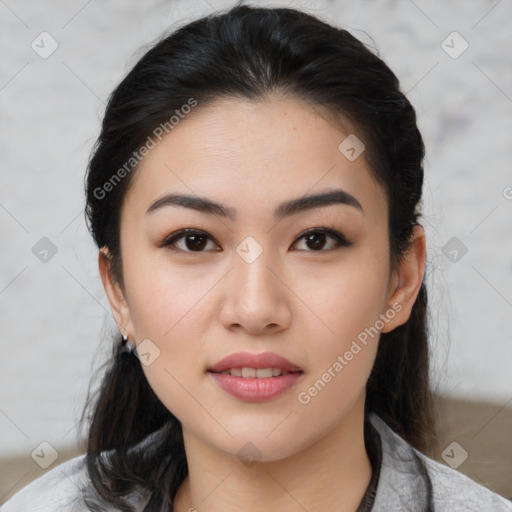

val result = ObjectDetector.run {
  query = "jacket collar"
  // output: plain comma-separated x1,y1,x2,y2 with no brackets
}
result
369,413,433,511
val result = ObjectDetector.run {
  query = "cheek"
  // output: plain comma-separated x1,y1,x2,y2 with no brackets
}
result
122,252,219,425
291,255,388,434
291,248,390,361
122,248,221,341
292,338,378,453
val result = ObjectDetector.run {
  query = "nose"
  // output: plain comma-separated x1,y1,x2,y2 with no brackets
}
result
219,248,292,336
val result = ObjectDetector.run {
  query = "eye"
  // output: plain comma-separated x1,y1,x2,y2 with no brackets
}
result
159,229,220,253
292,227,351,252
159,227,351,254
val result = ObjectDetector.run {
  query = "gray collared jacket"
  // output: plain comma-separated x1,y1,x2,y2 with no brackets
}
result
2,413,511,511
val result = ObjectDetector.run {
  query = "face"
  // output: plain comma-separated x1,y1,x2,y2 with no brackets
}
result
102,96,416,461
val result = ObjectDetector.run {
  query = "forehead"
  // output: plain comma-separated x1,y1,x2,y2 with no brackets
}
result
123,96,387,223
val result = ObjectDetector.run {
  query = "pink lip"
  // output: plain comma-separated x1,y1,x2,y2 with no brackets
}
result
209,372,304,402
207,351,304,403
208,351,302,373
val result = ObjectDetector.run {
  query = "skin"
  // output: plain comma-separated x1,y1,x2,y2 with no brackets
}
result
99,96,426,512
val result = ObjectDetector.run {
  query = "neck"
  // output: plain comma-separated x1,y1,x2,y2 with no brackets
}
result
173,397,372,512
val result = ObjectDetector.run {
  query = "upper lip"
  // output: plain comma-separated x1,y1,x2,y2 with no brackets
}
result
208,351,303,373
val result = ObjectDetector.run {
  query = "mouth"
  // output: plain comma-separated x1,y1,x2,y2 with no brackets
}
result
207,350,303,374
210,367,301,378
207,351,304,402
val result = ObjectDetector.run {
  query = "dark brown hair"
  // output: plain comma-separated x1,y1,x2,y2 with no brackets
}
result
80,4,435,510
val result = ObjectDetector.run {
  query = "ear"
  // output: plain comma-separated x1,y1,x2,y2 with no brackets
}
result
381,224,426,333
98,247,135,338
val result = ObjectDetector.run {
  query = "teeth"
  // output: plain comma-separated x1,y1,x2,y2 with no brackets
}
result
220,367,286,378
256,368,273,378
242,367,256,378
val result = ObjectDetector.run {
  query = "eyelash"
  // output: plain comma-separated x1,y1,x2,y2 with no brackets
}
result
158,227,352,253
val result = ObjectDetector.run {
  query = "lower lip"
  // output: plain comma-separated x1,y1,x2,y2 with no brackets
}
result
209,371,304,402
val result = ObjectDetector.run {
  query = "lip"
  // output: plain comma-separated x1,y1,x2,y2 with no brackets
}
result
208,351,302,373
209,372,304,402
207,351,304,403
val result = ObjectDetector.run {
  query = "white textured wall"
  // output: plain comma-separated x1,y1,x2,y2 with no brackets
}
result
1,0,511,459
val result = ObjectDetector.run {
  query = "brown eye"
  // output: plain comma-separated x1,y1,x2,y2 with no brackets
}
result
182,233,208,251
304,232,328,250
293,228,351,252
160,229,220,253
160,227,351,254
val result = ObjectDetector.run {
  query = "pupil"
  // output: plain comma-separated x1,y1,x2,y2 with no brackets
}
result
186,234,207,251
306,232,325,250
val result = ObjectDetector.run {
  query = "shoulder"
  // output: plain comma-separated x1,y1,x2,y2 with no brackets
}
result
418,452,512,511
1,427,167,511
1,450,151,512
1,453,92,512
368,413,512,512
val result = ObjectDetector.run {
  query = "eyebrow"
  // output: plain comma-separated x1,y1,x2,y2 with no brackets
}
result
145,189,363,221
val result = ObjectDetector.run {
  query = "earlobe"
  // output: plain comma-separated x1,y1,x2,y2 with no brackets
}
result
381,225,426,333
98,247,134,337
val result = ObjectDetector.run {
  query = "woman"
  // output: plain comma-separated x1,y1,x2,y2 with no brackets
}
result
3,4,510,512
